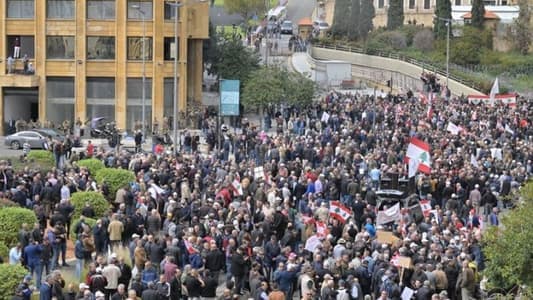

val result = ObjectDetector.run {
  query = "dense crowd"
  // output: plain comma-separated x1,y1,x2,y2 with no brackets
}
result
2,84,532,300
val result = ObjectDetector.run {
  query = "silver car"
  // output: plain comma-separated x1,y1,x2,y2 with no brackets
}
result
5,130,48,150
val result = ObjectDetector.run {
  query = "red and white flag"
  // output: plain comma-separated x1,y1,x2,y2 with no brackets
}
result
329,201,352,223
316,221,329,237
230,180,243,196
377,203,401,225
420,199,432,217
419,92,428,105
184,239,197,254
405,137,431,174
426,105,433,120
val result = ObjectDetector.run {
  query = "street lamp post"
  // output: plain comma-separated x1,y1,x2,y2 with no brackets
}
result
434,15,451,87
132,4,147,141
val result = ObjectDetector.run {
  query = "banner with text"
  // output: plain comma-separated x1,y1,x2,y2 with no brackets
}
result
220,79,240,116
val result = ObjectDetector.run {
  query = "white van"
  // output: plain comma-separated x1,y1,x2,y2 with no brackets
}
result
267,6,287,22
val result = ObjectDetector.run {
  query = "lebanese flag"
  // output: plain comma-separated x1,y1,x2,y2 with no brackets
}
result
231,180,243,196
316,221,329,237
420,199,432,217
329,201,352,223
184,239,197,254
405,137,431,174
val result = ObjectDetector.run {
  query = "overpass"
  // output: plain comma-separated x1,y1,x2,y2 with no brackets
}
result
300,44,484,96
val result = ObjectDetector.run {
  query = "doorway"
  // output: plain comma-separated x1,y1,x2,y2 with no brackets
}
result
3,87,39,134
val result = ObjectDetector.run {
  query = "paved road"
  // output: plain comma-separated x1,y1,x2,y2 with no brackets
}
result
209,5,244,26
286,0,316,23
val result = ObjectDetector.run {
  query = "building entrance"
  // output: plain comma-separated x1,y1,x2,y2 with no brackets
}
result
3,87,38,135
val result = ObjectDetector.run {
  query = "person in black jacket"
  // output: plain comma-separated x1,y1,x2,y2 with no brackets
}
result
204,241,225,282
231,246,247,295
200,270,218,299
141,282,159,300
169,268,183,300
184,269,205,299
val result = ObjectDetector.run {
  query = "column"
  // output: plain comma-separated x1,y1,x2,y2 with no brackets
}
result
152,0,165,123
75,0,87,123
116,0,127,130
0,0,5,134
178,5,189,112
35,0,46,123
192,39,203,104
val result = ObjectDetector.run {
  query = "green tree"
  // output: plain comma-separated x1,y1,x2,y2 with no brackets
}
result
434,0,452,40
359,0,376,40
470,0,485,28
283,71,316,107
387,0,404,30
242,67,316,123
348,0,361,40
224,0,265,20
331,0,352,37
482,181,533,294
513,0,531,55
206,37,261,83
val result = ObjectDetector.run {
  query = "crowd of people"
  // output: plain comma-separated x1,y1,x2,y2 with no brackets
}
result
2,82,532,300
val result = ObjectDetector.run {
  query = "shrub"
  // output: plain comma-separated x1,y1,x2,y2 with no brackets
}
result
70,217,97,242
413,29,435,52
0,241,8,260
368,31,408,50
77,159,105,175
27,150,54,164
0,264,28,300
0,198,18,208
0,207,37,247
95,168,135,199
70,191,109,220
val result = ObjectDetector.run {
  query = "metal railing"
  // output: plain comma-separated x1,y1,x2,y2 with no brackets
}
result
312,42,483,91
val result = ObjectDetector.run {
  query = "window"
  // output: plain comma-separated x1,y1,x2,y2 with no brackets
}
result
46,77,75,124
409,0,415,9
378,0,384,8
455,0,461,5
7,0,34,18
7,36,35,58
127,37,153,60
423,0,430,9
126,78,152,130
164,37,179,60
128,0,153,20
164,2,179,20
87,0,115,19
86,77,115,122
47,0,74,19
46,36,75,59
87,37,115,60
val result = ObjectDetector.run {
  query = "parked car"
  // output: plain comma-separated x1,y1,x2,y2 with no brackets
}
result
313,20,330,31
280,20,293,34
5,130,49,150
33,128,65,141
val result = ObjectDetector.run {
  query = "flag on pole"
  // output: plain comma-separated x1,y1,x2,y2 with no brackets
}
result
489,77,499,107
408,158,420,178
406,137,431,174
377,202,401,225
420,199,432,217
329,201,352,223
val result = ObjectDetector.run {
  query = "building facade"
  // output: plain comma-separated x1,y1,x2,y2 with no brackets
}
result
0,0,208,134
372,0,519,28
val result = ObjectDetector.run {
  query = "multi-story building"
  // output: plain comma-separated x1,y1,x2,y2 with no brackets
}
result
0,0,208,134
372,0,519,28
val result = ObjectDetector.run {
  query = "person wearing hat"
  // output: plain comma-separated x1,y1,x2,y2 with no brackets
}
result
333,238,346,259
77,283,91,299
